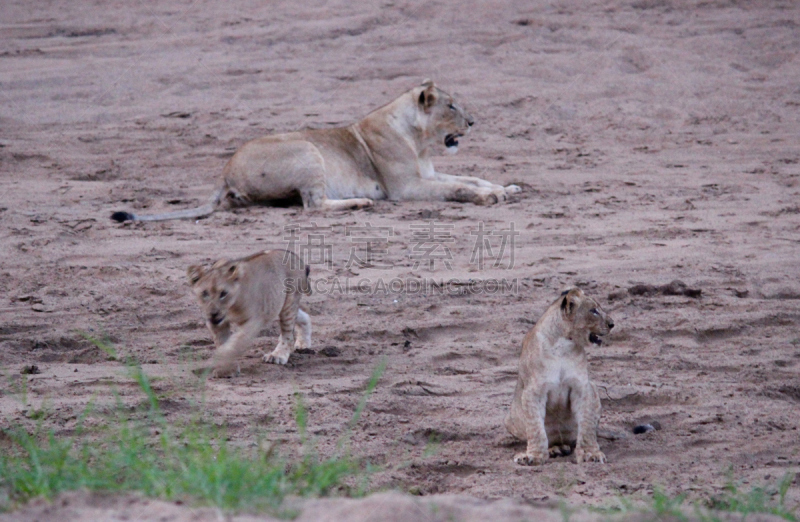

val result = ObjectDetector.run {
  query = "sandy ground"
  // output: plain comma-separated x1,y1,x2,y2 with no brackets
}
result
1,0,800,519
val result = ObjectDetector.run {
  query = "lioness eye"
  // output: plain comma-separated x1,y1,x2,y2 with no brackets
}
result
219,290,228,299
448,103,456,111
590,308,599,315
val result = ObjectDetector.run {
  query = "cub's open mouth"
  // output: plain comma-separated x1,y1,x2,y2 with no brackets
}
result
589,332,603,346
444,133,463,148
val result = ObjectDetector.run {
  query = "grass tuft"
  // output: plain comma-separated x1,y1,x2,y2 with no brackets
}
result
0,355,385,513
595,475,797,521
705,474,797,521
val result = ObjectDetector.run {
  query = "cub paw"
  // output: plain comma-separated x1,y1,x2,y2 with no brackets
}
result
504,184,522,194
549,444,573,458
513,452,548,466
576,447,606,464
264,351,290,365
211,363,240,378
355,198,374,209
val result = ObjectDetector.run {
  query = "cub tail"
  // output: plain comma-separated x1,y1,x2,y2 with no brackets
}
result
301,265,312,296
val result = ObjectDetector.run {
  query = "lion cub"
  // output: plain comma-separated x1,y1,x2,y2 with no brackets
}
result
187,250,312,375
505,288,614,465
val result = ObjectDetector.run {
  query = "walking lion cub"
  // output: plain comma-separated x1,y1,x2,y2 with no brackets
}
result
505,288,614,465
187,250,311,375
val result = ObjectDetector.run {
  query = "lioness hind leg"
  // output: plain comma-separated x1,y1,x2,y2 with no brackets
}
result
299,183,373,211
320,198,374,211
294,309,312,349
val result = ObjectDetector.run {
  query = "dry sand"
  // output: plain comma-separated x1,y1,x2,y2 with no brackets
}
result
1,0,799,519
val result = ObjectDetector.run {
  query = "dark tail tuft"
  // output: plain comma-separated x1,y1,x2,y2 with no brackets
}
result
302,265,312,295
110,211,134,223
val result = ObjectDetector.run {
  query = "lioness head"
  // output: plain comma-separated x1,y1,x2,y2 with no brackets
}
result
187,260,244,327
415,79,474,153
559,288,614,346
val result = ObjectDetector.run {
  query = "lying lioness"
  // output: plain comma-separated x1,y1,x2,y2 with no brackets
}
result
187,250,311,375
111,80,520,222
505,288,614,465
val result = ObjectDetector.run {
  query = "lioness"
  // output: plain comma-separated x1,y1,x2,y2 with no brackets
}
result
187,250,311,375
505,288,614,465
111,80,519,222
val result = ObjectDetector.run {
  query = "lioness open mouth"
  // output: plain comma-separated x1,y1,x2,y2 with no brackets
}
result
589,332,603,346
444,133,462,148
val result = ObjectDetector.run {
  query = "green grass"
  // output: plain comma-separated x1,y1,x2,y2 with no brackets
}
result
704,473,796,521
596,476,797,522
0,357,385,513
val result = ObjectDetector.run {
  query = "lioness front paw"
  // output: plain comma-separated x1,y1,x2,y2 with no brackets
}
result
513,452,548,466
474,188,502,205
264,350,290,365
504,184,522,194
492,188,509,202
575,447,606,463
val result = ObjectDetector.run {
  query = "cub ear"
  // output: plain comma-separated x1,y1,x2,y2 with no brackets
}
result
225,263,243,281
560,288,580,318
418,82,437,111
187,265,204,285
560,294,576,318
211,258,229,270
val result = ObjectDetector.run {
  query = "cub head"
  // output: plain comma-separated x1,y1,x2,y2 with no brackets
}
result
415,79,474,154
559,288,615,346
187,260,244,327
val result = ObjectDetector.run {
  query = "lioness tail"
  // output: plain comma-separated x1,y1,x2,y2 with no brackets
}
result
110,187,224,223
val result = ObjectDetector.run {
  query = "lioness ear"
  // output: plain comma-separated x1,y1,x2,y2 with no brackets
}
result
187,265,204,285
421,78,434,88
418,82,437,111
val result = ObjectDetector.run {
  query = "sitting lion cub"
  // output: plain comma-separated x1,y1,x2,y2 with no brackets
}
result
505,288,614,465
187,250,312,375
